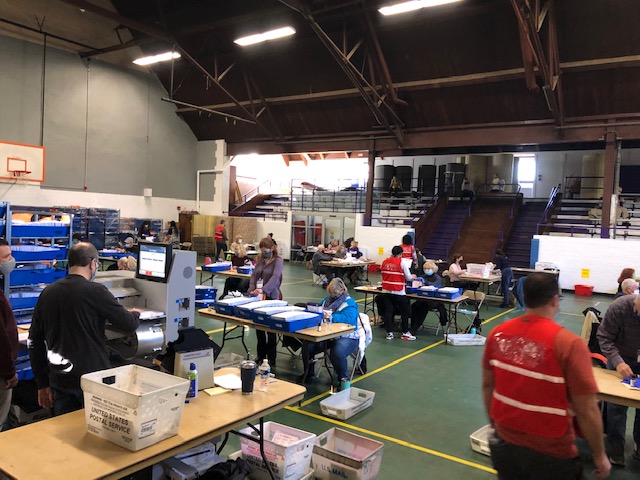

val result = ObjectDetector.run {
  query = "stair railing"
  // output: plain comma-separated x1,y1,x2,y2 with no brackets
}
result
536,184,562,234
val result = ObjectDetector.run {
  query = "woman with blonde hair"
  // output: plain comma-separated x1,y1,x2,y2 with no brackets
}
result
249,237,283,367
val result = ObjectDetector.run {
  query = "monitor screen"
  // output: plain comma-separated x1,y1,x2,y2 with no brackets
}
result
136,242,173,283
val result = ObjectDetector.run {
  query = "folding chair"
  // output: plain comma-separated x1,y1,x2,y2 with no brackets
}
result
455,289,486,333
312,272,328,286
180,242,192,251
349,313,372,380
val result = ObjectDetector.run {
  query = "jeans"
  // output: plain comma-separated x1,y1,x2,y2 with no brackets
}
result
303,338,359,381
378,294,410,333
51,381,84,416
501,268,513,305
489,432,583,480
606,357,640,451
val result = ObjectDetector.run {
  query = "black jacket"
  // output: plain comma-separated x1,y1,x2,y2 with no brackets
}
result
0,292,19,381
28,274,139,389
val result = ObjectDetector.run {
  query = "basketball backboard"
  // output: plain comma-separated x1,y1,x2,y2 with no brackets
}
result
0,140,45,182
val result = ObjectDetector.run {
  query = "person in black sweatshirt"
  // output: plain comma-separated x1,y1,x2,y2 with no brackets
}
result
494,249,513,308
28,242,140,416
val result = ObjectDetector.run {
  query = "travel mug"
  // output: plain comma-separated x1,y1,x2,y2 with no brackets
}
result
240,358,257,395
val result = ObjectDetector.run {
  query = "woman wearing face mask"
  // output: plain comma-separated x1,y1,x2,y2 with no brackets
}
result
409,261,448,334
299,278,360,390
249,237,283,368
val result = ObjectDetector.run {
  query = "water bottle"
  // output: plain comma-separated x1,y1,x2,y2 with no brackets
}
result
187,362,198,398
470,327,477,336
326,312,333,332
258,359,271,392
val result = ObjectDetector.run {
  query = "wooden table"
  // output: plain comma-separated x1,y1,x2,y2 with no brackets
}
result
593,367,640,409
199,309,356,385
459,273,503,303
354,285,468,335
0,368,305,480
197,267,251,285
321,260,376,284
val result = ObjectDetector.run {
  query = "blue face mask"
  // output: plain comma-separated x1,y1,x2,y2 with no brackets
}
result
262,251,272,258
425,269,433,276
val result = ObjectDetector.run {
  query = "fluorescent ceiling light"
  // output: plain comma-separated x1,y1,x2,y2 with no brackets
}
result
133,51,181,66
379,0,462,16
234,26,295,46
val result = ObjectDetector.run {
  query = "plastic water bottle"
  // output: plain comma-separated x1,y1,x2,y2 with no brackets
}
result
470,327,477,336
326,312,333,332
258,359,271,392
187,362,198,398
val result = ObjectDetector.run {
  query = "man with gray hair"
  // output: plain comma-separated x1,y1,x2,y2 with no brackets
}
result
614,278,639,299
598,294,640,466
28,242,140,416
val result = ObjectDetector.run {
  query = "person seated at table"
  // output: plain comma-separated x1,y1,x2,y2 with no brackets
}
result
448,253,479,290
410,261,448,334
106,256,136,271
617,268,635,294
229,235,244,255
325,239,339,252
231,244,251,268
299,278,360,390
312,245,335,285
614,278,638,299
347,240,363,259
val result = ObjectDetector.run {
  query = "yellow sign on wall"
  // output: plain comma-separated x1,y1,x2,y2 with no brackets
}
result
378,247,384,255
581,269,590,278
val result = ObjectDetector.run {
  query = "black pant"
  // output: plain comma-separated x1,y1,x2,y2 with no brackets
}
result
221,277,249,298
489,433,582,480
50,379,84,416
411,299,448,333
256,331,277,366
377,294,410,333
216,242,227,259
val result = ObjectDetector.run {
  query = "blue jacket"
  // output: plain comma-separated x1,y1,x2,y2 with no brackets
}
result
321,296,359,328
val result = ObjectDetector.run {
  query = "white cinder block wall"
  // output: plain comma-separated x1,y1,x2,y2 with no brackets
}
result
534,235,640,294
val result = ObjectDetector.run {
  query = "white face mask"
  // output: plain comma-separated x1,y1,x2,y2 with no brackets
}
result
0,258,16,276
425,269,433,276
238,239,243,244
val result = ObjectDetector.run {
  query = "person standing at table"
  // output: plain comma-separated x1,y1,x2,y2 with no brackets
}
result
215,219,228,260
380,246,414,341
483,273,610,479
0,239,18,430
597,294,640,467
249,237,283,368
28,242,140,416
494,249,513,308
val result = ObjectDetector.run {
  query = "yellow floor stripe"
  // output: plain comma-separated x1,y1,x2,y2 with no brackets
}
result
205,327,225,335
286,406,497,474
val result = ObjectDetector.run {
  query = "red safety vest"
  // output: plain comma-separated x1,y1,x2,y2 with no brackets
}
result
381,257,405,292
215,225,224,241
489,316,569,438
400,244,414,259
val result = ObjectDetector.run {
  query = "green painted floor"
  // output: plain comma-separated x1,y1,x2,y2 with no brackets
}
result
194,261,640,479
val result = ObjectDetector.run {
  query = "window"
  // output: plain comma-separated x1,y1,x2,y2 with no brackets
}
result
516,155,536,191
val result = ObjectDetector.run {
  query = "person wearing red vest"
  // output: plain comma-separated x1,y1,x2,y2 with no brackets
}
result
214,219,228,260
379,246,414,341
482,273,610,479
400,234,418,269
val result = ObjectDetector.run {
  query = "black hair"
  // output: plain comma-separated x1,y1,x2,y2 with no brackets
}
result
391,245,403,256
523,273,559,309
68,242,99,268
495,249,505,257
402,234,413,245
452,253,463,262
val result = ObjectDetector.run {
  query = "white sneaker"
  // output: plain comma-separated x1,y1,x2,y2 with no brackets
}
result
401,332,416,341
386,332,394,340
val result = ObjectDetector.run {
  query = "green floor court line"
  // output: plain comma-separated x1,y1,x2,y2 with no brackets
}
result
286,406,497,475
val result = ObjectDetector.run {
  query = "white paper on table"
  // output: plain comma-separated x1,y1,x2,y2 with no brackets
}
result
138,310,165,320
214,373,242,390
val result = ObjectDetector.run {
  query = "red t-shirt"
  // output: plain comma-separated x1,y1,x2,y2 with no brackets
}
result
483,319,598,458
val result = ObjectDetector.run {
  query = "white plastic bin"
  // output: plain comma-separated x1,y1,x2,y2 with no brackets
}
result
312,428,384,480
320,388,375,420
239,422,316,480
466,263,492,278
446,333,487,346
470,424,494,456
80,365,189,451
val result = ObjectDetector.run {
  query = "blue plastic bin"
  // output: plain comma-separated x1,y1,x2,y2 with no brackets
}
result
12,225,70,238
9,295,40,310
11,246,65,261
10,268,66,287
266,312,322,332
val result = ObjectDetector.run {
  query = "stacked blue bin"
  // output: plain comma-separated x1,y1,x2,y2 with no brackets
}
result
195,286,217,310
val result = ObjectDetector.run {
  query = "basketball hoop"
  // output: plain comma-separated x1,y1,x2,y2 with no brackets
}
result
11,170,31,178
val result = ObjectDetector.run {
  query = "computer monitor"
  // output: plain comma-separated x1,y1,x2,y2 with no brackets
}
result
136,242,173,283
